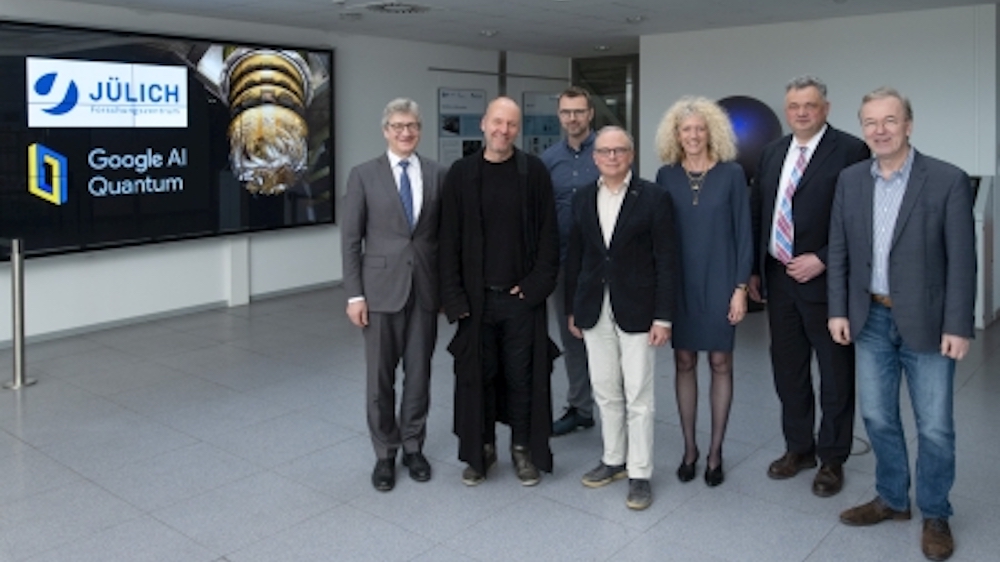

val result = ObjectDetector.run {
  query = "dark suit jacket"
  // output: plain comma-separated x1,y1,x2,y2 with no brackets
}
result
827,150,977,352
565,177,677,333
752,126,870,302
341,153,446,313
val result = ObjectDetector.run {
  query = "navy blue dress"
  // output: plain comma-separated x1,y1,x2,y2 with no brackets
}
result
655,161,753,351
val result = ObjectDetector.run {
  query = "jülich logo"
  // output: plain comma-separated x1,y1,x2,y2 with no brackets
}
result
28,143,68,206
33,72,79,115
26,57,187,128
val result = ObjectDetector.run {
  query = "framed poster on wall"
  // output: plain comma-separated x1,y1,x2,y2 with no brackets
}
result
437,87,486,167
521,91,561,156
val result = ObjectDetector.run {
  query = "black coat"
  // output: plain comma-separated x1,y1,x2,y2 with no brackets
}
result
439,147,560,473
751,126,870,302
565,177,677,332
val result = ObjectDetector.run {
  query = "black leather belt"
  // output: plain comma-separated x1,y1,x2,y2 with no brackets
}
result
486,285,514,293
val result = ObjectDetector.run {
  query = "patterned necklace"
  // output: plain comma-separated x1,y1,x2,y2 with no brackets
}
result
685,168,707,206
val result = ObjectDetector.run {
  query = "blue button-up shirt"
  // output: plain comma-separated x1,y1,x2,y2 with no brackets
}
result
541,132,600,262
870,147,915,296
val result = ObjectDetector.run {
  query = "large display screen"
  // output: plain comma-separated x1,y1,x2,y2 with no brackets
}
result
0,20,334,258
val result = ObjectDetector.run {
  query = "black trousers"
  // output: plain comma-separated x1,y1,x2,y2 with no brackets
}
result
766,257,856,465
480,290,535,447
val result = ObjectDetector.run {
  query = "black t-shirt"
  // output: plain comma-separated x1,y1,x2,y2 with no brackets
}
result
481,156,523,288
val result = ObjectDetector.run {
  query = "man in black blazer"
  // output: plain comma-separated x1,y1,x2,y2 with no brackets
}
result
341,98,446,492
750,76,869,497
830,87,975,562
565,126,676,510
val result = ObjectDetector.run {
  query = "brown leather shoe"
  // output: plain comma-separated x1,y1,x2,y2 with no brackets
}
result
767,451,817,479
812,463,844,497
839,497,912,526
922,519,954,561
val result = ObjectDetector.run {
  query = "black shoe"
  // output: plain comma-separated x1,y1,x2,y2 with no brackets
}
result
511,444,541,486
402,451,432,482
462,443,497,486
581,462,627,488
705,460,724,487
552,407,596,436
676,451,699,483
626,478,653,510
372,458,395,492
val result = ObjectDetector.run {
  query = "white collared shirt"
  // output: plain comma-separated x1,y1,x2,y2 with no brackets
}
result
387,150,423,222
596,171,632,247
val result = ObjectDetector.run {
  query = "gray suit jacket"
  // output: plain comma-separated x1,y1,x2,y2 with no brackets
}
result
341,153,446,313
827,150,976,352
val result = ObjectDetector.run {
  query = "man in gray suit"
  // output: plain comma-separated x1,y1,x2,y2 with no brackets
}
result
828,87,976,561
341,98,446,492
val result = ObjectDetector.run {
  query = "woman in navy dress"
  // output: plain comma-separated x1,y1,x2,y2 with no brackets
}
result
654,96,753,487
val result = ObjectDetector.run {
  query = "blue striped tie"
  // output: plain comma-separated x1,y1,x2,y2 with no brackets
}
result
398,159,414,230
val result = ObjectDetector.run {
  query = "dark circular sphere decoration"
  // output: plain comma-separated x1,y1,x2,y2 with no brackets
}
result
718,95,782,182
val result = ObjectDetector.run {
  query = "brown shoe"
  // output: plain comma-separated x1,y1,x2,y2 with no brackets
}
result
767,451,817,480
812,463,844,497
839,497,912,526
922,519,954,561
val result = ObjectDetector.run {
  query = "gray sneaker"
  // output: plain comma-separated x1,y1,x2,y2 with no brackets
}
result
626,478,652,510
461,443,497,486
511,444,541,486
581,463,627,488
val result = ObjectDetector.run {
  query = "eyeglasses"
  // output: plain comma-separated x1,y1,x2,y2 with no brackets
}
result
387,122,421,133
594,147,632,158
861,116,905,132
558,109,589,118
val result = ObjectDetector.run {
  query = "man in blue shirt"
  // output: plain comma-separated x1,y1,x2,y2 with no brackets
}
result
541,86,601,435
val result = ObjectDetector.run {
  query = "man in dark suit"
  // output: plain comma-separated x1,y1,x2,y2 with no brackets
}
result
829,87,975,562
341,98,446,492
750,75,870,497
565,126,676,510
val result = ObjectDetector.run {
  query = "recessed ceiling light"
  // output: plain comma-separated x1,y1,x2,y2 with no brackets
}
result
480,29,498,38
594,45,611,52
626,15,645,24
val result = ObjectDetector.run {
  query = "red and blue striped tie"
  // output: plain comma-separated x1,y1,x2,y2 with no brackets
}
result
775,146,807,264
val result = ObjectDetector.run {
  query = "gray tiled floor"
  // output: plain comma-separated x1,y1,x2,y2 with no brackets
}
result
0,286,998,561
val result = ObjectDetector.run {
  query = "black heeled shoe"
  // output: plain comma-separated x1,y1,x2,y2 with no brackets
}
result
704,459,724,487
676,453,698,483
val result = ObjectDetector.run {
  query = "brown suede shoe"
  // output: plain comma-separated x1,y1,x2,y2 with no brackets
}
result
767,451,817,479
922,519,954,561
839,497,912,526
812,463,844,497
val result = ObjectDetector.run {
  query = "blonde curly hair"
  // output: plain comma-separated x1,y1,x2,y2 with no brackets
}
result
655,96,737,164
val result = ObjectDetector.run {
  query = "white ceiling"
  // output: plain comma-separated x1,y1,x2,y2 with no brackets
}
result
53,0,988,57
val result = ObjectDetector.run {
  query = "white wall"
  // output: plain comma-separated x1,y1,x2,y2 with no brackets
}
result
0,0,568,341
639,4,997,179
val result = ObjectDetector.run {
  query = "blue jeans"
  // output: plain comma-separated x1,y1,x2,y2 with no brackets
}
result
855,303,956,520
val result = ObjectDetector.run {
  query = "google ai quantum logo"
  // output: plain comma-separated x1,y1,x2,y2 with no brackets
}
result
28,143,68,206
